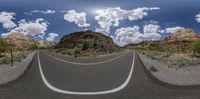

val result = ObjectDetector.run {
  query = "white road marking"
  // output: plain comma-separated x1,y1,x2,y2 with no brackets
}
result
43,51,129,65
38,52,135,95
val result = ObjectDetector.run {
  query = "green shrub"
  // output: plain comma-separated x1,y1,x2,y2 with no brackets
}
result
17,59,22,62
82,42,89,50
150,65,158,72
22,55,27,59
1,56,11,64
74,54,78,57
61,51,67,54
74,50,80,54
67,52,73,55
29,44,38,50
55,48,65,53
190,39,200,56
0,38,8,53
167,65,173,68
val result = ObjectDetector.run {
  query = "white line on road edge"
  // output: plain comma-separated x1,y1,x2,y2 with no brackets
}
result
43,51,129,65
38,52,135,95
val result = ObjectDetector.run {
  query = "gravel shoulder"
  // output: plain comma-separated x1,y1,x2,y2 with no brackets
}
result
0,51,37,85
138,53,200,86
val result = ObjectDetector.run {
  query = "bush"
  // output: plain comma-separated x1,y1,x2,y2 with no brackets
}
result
29,44,38,50
67,52,73,55
82,42,89,50
190,39,200,56
22,54,27,59
74,54,78,58
1,56,11,64
74,50,81,54
55,49,65,53
17,59,22,62
150,65,158,72
61,51,67,54
0,38,8,53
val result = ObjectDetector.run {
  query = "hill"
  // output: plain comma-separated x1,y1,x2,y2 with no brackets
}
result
3,32,56,50
36,40,57,49
55,30,120,55
125,28,200,52
3,32,37,50
164,28,199,43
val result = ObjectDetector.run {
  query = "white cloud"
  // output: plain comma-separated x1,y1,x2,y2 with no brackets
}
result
165,26,184,33
127,7,160,21
112,23,162,46
141,24,161,41
113,26,142,46
95,7,160,35
38,34,45,39
25,10,56,15
143,24,160,34
196,14,200,23
64,10,90,27
1,32,12,37
0,11,16,29
46,33,59,41
10,18,48,36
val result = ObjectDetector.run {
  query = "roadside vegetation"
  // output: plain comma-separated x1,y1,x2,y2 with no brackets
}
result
49,47,124,58
0,38,37,65
134,39,200,68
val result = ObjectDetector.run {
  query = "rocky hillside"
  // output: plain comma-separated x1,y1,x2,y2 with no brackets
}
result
55,30,119,53
125,28,200,52
3,32,56,50
36,40,56,48
3,32,37,50
164,28,199,43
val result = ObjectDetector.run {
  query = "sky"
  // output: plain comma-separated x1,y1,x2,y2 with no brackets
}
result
0,0,200,46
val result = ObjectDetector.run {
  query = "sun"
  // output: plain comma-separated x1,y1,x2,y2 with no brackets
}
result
94,9,104,14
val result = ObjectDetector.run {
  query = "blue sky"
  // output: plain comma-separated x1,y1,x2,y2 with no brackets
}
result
0,0,200,46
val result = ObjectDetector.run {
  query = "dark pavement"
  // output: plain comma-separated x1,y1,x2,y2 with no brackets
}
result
0,51,200,99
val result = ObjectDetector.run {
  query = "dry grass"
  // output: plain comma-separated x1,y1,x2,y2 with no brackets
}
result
136,49,200,68
0,51,31,65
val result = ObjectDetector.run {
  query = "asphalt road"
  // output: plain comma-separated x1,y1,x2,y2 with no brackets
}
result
0,50,200,99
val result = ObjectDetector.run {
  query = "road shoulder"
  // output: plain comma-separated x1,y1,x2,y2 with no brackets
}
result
138,53,200,86
0,51,37,85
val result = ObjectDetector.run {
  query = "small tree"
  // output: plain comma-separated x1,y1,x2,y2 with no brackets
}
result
29,44,38,50
0,38,8,55
190,39,200,56
82,42,89,50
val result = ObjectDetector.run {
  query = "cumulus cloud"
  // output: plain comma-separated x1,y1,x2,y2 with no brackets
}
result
95,7,160,35
64,10,90,27
1,32,13,37
25,10,56,15
46,33,59,41
113,26,142,46
141,24,161,41
165,26,184,33
112,23,162,46
0,11,16,29
10,18,48,36
37,34,45,39
196,14,200,23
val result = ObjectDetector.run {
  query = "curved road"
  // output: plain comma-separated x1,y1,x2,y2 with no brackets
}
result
0,51,200,99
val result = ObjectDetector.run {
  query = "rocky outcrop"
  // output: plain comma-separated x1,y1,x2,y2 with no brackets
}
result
125,28,200,52
36,40,56,48
55,30,119,53
164,28,199,43
3,32,37,50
